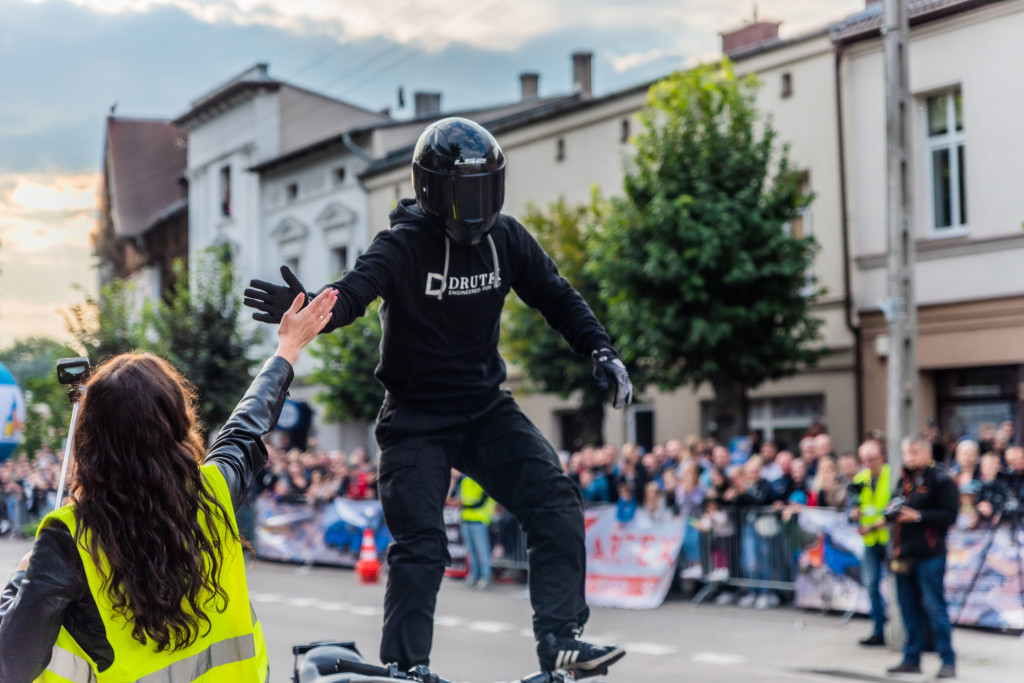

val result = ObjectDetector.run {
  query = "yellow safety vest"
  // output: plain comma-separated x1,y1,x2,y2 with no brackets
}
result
460,477,495,525
854,464,891,547
35,464,268,683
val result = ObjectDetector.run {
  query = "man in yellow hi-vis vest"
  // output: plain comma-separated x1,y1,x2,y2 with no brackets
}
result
459,474,497,590
0,288,337,682
849,438,891,648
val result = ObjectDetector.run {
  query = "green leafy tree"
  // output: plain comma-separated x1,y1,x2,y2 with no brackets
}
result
502,193,611,447
58,248,259,432
307,299,384,423
149,248,261,430
0,338,79,457
591,59,824,444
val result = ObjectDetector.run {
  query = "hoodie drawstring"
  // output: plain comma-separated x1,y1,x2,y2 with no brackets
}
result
436,235,451,300
435,233,500,300
486,234,502,290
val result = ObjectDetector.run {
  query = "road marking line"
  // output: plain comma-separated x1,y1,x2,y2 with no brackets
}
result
253,595,679,658
349,606,381,616
690,651,747,665
316,602,350,611
469,621,513,633
285,597,318,608
625,642,678,656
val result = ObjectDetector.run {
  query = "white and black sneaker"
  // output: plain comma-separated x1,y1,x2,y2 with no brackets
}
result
536,633,626,673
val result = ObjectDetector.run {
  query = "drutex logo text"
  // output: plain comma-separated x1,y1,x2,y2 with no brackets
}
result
425,271,498,297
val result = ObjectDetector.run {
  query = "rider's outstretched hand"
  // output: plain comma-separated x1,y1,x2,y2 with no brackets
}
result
592,347,633,409
275,288,338,365
245,265,315,324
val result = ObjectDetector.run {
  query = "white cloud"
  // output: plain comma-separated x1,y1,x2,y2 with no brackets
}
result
0,172,97,340
31,0,865,54
50,0,559,50
0,172,98,254
610,46,687,74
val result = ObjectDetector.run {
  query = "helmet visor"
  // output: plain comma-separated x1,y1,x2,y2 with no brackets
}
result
449,171,504,224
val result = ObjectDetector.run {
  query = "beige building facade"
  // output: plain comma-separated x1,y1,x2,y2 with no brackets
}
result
839,0,1024,442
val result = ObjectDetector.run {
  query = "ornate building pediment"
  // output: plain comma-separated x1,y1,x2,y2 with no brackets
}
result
271,217,309,242
316,202,357,229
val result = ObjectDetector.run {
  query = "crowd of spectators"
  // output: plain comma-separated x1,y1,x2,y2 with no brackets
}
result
563,430,860,517
562,419,1019,521
559,419,1021,607
0,445,62,537
4,420,1020,562
0,438,382,540
254,441,380,504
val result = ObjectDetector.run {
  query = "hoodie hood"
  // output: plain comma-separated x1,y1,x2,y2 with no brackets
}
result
388,198,501,301
389,197,432,229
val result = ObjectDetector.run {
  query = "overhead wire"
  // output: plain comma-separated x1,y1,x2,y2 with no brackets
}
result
266,0,508,135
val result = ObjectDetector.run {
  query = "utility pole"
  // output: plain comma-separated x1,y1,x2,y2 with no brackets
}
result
882,0,916,653
883,0,917,479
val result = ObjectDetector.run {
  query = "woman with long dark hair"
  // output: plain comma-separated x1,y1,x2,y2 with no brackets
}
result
0,287,337,682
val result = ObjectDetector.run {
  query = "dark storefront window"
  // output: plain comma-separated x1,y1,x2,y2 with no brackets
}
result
936,365,1021,442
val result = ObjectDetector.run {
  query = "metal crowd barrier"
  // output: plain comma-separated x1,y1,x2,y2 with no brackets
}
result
489,510,528,572
481,504,808,602
690,505,801,604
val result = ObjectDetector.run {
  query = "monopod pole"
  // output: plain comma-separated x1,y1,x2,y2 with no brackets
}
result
55,390,84,508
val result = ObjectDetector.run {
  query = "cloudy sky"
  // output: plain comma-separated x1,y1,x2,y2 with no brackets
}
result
0,0,864,345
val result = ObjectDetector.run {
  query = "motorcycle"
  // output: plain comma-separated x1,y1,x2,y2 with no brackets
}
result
292,640,605,683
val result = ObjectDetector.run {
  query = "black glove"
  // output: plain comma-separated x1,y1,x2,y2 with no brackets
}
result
244,265,314,324
592,348,633,409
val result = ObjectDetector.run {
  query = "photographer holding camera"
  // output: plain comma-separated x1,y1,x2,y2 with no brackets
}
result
885,436,959,680
848,438,891,647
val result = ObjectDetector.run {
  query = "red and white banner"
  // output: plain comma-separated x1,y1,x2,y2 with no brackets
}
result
583,505,685,609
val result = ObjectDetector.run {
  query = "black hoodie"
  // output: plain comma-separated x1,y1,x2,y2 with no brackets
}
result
322,199,612,414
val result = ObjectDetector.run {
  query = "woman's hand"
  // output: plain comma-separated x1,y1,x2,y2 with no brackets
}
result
16,550,32,572
275,288,339,365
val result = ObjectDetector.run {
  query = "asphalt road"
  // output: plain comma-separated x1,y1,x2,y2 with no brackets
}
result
0,538,1020,682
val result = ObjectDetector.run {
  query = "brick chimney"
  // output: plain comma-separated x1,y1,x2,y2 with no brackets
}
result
520,72,539,100
720,21,781,56
414,92,441,116
572,51,592,97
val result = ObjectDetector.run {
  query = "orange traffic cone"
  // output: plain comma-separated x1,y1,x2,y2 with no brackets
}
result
355,527,381,584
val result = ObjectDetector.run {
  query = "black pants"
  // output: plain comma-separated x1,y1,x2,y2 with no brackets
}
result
375,391,588,669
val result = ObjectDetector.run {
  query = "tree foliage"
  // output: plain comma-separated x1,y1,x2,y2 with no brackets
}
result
590,59,824,443
501,193,611,447
307,299,384,423
0,338,79,457
60,247,259,432
148,249,262,429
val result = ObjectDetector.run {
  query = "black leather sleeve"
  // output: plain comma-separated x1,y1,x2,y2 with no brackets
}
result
0,526,89,683
203,355,294,510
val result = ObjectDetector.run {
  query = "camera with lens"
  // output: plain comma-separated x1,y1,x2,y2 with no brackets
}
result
883,495,908,521
57,357,91,386
847,480,867,495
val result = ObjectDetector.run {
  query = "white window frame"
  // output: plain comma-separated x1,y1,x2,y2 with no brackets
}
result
925,89,967,236
747,395,824,444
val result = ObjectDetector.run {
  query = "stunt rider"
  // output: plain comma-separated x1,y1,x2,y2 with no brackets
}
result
245,117,630,676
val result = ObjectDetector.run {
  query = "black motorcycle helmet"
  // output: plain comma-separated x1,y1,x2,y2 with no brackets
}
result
412,117,506,246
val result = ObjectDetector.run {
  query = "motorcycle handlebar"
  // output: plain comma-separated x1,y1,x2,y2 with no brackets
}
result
329,659,571,683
